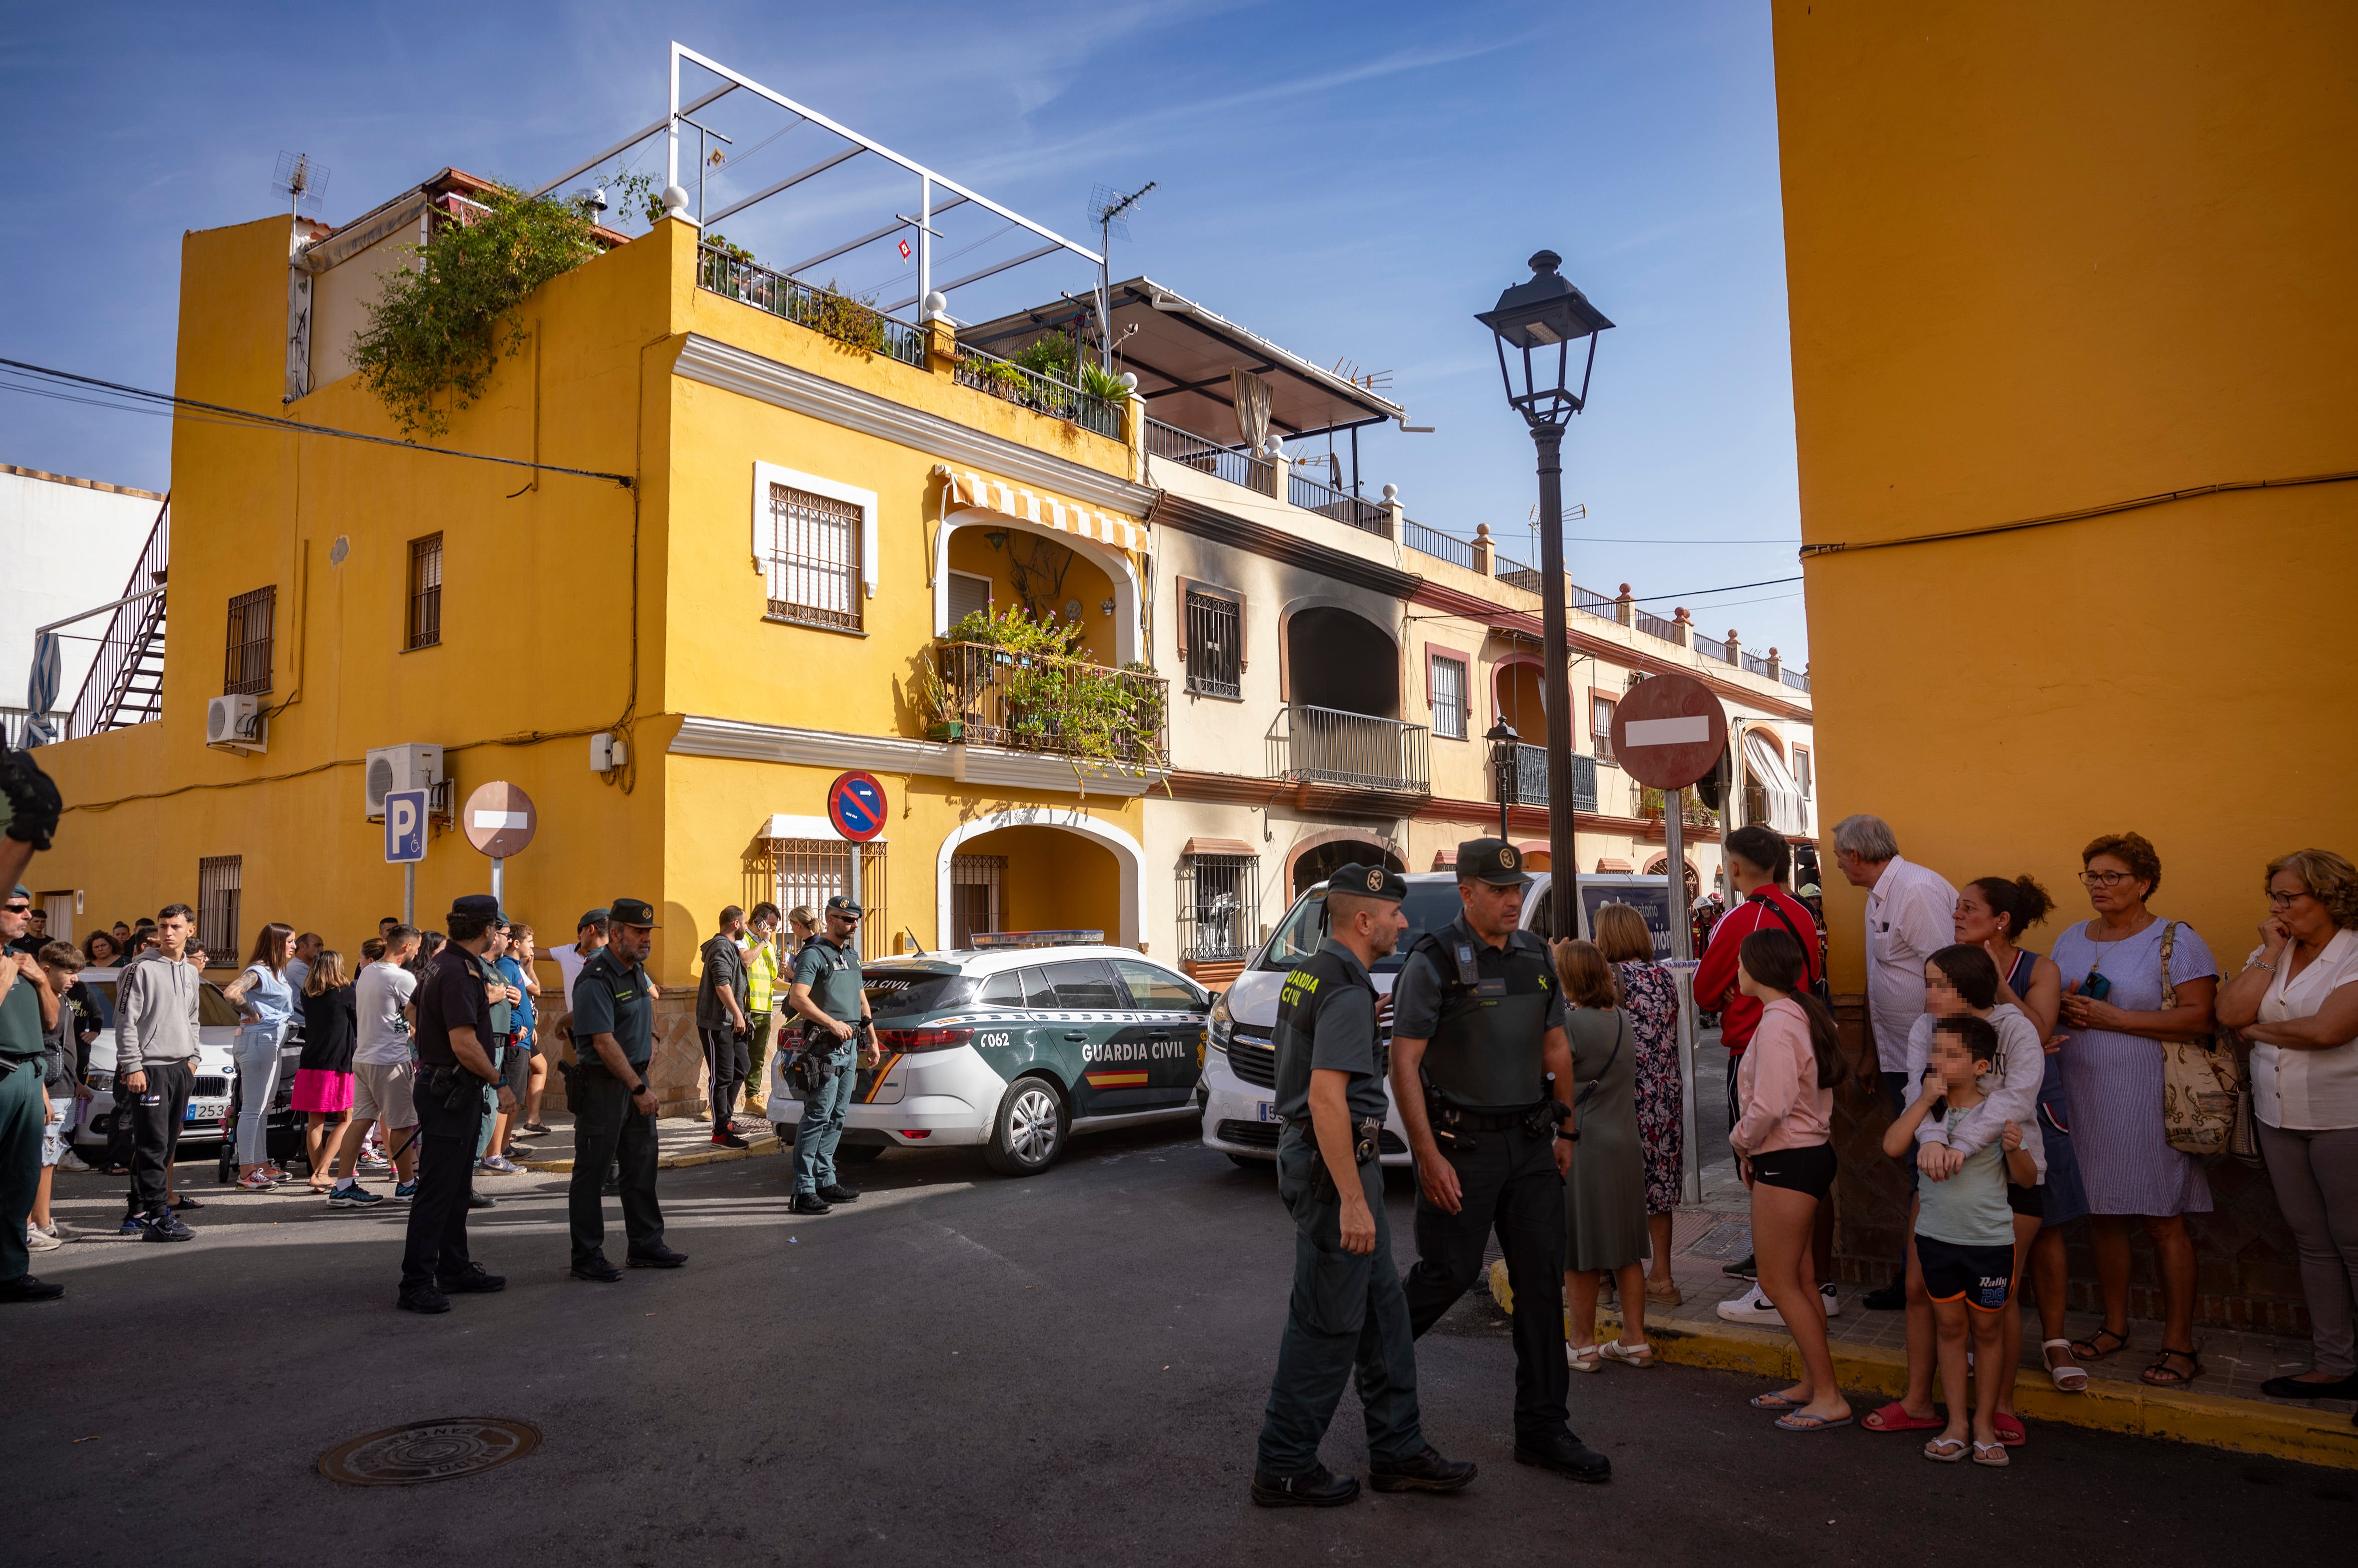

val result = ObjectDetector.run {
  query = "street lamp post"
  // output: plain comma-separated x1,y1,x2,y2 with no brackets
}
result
1485,719,1520,842
1477,251,1613,941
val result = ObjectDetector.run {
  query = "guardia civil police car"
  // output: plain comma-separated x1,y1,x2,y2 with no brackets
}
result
1201,870,1670,1167
767,935,1213,1177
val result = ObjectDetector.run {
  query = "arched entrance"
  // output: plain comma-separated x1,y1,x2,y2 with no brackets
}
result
1494,655,1545,733
937,807,1144,948
1643,854,1703,900
1284,605,1398,717
935,510,1142,664
1289,835,1405,896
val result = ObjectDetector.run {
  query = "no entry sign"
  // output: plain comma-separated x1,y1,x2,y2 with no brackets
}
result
463,781,538,858
1609,672,1728,791
827,771,888,842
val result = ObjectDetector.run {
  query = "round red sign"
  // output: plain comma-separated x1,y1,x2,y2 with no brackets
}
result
827,771,888,843
463,781,538,857
1609,672,1729,791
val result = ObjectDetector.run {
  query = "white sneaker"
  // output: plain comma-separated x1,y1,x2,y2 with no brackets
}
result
26,1223,61,1253
58,1150,91,1172
1821,1283,1843,1318
1716,1284,1785,1325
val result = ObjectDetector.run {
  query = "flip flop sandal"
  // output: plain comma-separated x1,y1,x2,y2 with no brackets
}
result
1923,1437,1969,1463
1749,1393,1804,1411
1972,1441,2010,1468
2140,1347,2203,1388
2069,1325,2129,1362
1776,1412,1855,1433
1993,1412,2027,1448
2043,1340,2089,1392
1866,1401,1946,1433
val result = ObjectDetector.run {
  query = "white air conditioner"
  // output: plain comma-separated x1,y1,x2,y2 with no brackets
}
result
364,743,445,819
205,694,267,754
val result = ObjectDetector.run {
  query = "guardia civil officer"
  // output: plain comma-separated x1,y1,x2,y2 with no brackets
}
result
1389,839,1610,1482
566,897,686,1282
1252,865,1475,1508
397,894,515,1313
784,895,874,1215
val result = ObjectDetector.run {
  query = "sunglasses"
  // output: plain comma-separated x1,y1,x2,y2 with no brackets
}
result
2,903,30,915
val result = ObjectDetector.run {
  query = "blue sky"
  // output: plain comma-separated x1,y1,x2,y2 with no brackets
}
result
0,0,1808,662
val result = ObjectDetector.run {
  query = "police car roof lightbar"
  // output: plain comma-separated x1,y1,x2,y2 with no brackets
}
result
969,930,1106,950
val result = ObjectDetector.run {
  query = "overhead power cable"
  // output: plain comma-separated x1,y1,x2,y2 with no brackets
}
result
1799,468,2358,557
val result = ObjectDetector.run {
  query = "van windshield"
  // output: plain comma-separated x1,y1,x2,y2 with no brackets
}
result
1253,884,1467,975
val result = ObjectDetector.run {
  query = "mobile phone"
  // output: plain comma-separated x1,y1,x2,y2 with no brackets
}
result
2081,972,2112,1003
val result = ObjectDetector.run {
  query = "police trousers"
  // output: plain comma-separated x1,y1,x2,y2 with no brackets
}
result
1403,1122,1570,1442
1257,1126,1424,1476
790,1041,856,1195
0,1061,44,1283
568,1062,664,1266
399,1071,484,1292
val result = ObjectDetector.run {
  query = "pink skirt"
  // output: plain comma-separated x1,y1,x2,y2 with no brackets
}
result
291,1068,354,1114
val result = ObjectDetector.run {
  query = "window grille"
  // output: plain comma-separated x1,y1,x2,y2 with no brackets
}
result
1430,654,1467,740
766,483,863,631
407,535,443,650
747,837,888,959
1591,695,1617,762
223,587,275,695
950,854,1005,947
1177,854,1259,963
197,855,243,960
1183,588,1241,698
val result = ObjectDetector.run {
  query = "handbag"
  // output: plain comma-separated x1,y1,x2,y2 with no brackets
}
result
2155,921,2242,1157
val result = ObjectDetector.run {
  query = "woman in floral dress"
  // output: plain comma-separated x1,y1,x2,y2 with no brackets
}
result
1597,902,1685,1304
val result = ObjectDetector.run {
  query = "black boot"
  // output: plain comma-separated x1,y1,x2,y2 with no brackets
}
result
1250,1463,1360,1507
1368,1446,1476,1493
1514,1430,1613,1483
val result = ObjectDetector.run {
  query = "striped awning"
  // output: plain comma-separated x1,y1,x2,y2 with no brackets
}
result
935,465,1147,551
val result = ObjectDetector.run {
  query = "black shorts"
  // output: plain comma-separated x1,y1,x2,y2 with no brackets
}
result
1914,1235,2014,1310
1748,1143,1836,1199
2006,1182,2046,1220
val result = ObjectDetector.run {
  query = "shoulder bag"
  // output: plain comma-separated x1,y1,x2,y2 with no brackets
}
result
2155,921,2244,1158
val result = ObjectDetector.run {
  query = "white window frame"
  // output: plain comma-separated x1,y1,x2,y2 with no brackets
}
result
752,461,879,608
1429,653,1468,740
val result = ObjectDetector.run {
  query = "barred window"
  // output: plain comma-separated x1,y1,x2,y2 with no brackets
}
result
1430,653,1467,740
766,482,863,631
1183,587,1241,698
407,534,443,650
223,587,275,695
1591,694,1617,763
1177,852,1259,964
748,837,887,960
950,854,1005,948
197,855,242,961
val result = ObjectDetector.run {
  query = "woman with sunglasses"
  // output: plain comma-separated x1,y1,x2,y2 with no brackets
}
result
2051,832,2218,1388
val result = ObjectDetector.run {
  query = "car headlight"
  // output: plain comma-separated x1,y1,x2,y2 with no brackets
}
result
86,1071,114,1092
1206,993,1232,1052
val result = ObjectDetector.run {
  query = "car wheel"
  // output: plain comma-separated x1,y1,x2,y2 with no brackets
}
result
983,1076,1068,1177
835,1144,885,1165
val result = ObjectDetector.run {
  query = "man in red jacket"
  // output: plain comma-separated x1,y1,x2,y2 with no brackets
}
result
1695,824,1834,1322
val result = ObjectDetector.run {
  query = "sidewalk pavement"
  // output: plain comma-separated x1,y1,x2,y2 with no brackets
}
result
507,1106,784,1173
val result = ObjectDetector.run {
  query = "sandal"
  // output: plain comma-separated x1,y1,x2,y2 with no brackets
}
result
1971,1440,2010,1468
1749,1392,1803,1411
1865,1401,1946,1433
1776,1411,1854,1433
1922,1436,1969,1463
1598,1340,1654,1368
2043,1339,2089,1392
1567,1344,1603,1374
2141,1347,2203,1388
2069,1325,2129,1362
1992,1412,2026,1448
1645,1281,1685,1307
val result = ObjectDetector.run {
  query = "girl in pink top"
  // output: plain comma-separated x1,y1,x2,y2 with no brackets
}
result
1731,927,1852,1429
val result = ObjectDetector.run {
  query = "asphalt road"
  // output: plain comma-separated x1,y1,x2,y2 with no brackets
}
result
11,1121,2352,1567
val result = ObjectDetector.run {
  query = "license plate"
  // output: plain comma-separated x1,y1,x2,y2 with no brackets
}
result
186,1097,229,1123
1255,1101,1277,1122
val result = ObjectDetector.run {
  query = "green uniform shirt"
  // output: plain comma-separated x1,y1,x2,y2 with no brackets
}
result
791,937,866,1028
1271,939,1388,1123
486,952,514,1038
0,974,41,1061
572,948,655,1067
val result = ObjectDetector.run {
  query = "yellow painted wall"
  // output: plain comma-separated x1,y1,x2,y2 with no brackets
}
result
1774,1,2358,985
963,824,1121,939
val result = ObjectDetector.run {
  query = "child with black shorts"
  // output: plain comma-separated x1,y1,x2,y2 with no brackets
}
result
1883,1015,2039,1467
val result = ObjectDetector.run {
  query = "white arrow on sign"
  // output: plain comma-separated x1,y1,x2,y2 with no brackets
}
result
1624,715,1714,747
471,810,531,830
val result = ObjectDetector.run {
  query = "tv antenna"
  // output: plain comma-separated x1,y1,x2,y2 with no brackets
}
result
1088,181,1156,371
272,152,329,223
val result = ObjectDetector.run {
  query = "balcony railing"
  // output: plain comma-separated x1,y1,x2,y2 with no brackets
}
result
1403,519,1477,571
1288,472,1390,537
953,345,1121,437
68,501,170,740
1693,631,1730,662
1635,610,1680,641
696,246,928,367
1494,742,1599,813
1782,668,1811,693
1638,786,1721,829
0,708,67,749
1267,704,1431,794
932,640,1167,767
1145,417,1274,492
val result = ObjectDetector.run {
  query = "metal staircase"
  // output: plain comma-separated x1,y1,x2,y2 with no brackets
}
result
67,498,170,739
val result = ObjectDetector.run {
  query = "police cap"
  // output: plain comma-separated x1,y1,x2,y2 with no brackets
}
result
1324,863,1406,904
825,895,864,918
449,893,507,924
578,907,611,931
1455,837,1531,887
608,897,659,929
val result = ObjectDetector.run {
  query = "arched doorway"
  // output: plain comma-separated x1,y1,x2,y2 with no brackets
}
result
937,808,1144,948
935,511,1142,665
1290,836,1405,896
1643,854,1703,900
1494,655,1544,733
1285,605,1398,717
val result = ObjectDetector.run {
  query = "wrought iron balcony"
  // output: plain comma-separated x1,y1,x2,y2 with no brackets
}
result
1638,786,1721,829
1494,742,1598,813
1144,417,1274,492
953,346,1121,437
1288,472,1389,537
1267,704,1431,794
696,246,928,367
929,640,1167,768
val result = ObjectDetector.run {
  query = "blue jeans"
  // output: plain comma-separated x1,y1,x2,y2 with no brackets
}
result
234,1026,285,1167
791,1042,856,1195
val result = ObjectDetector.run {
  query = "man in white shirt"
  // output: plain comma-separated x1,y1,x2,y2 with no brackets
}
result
327,927,422,1206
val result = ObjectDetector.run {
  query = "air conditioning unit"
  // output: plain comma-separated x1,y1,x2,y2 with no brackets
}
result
364,743,445,819
205,694,267,754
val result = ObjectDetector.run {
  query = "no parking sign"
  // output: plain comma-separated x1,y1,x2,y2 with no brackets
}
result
827,771,887,842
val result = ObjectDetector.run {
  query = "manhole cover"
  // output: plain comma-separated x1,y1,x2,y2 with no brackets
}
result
318,1418,541,1486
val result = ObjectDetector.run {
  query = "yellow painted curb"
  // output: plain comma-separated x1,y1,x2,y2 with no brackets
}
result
515,1133,783,1175
1485,1259,2358,1470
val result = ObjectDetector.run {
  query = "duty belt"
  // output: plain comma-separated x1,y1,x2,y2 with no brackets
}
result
1435,1102,1546,1134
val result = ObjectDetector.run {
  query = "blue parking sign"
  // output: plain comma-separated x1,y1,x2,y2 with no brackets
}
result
384,789,428,864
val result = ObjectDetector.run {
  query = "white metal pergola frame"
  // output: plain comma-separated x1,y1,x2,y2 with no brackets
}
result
535,43,1104,322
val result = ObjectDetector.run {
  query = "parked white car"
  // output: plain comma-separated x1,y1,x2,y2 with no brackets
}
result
72,966,286,1152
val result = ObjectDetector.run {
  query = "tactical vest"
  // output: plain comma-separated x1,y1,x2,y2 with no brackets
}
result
1409,924,1553,1110
1271,945,1382,1121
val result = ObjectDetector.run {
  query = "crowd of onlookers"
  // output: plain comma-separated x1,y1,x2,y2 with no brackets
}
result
1540,813,2358,1460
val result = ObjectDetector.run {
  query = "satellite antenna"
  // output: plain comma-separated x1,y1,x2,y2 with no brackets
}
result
272,152,329,223
1087,181,1156,371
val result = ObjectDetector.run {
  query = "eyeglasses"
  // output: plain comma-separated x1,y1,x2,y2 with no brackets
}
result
2078,871,2138,888
2267,890,2312,909
1,903,30,914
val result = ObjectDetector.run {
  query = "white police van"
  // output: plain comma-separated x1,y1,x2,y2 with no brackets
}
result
1199,871,1671,1167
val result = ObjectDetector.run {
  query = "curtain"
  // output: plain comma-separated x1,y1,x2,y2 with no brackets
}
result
1742,731,1809,835
1231,369,1272,452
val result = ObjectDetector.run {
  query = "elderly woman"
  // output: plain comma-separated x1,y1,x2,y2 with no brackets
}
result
1553,938,1652,1371
2052,832,2218,1388
1595,902,1684,1305
2216,849,2358,1400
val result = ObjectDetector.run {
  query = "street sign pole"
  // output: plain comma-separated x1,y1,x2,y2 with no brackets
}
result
492,856,504,906
403,863,415,927
1667,801,1702,1206
385,787,429,928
